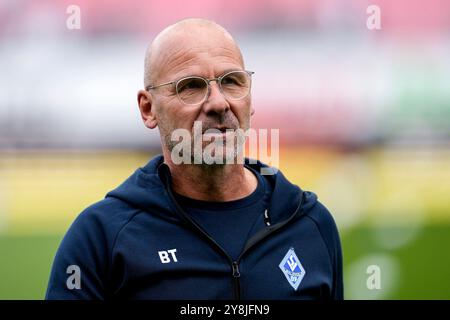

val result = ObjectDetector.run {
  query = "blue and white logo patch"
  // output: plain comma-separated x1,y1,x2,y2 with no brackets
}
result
279,247,306,290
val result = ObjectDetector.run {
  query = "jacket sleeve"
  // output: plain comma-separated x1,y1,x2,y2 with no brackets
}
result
45,208,110,300
307,201,344,300
332,220,344,300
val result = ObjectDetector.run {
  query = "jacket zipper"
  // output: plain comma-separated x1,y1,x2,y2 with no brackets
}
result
232,261,241,299
166,185,243,299
164,173,304,300
229,191,304,299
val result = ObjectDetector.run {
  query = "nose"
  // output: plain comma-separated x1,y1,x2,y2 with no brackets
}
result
202,80,230,115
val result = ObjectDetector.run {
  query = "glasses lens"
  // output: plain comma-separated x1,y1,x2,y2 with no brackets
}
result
176,77,208,105
220,71,252,100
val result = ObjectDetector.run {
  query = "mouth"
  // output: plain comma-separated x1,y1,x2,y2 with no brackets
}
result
203,126,234,134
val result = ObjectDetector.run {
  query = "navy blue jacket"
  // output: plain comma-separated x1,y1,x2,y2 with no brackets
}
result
46,155,343,300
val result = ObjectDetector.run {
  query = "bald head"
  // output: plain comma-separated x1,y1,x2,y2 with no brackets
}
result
143,18,244,87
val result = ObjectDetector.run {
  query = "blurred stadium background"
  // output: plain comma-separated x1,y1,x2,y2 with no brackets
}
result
0,0,449,299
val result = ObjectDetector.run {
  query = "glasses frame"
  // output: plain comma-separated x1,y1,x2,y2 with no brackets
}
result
145,70,254,105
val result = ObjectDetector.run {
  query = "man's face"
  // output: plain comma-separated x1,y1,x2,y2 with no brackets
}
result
149,29,253,164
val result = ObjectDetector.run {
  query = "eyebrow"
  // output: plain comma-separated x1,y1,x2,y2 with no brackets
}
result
173,68,245,81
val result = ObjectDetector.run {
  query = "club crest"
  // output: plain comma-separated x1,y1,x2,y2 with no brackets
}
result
279,247,306,290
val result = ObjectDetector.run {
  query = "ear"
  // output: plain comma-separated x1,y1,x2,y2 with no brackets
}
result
250,105,255,116
137,90,158,129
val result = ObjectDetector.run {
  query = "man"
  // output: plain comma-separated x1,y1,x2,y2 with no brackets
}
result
46,18,343,300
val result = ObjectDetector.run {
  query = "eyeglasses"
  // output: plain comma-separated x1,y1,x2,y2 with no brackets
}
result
145,70,254,105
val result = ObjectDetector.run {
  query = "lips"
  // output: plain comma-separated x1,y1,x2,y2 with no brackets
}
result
203,126,234,133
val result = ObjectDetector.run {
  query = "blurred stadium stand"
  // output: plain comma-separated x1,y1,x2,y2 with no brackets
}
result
0,0,449,149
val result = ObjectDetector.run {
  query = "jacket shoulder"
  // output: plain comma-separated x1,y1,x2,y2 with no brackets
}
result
70,197,143,250
303,198,341,258
78,197,140,226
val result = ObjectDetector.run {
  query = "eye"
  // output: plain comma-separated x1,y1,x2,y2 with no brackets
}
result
221,75,239,85
221,72,246,86
177,78,206,92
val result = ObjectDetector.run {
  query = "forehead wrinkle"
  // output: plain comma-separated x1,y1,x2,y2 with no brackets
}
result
156,45,244,83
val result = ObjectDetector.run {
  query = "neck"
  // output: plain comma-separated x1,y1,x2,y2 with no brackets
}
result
163,152,258,202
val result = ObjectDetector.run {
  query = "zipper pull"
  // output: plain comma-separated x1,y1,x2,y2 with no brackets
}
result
232,261,241,278
264,209,271,226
